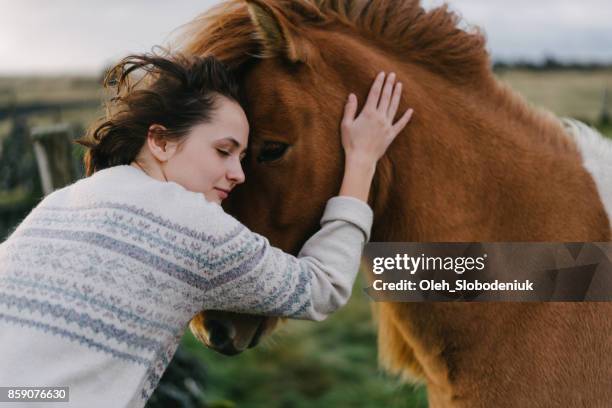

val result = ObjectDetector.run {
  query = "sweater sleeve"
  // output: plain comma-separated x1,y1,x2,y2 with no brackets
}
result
200,196,373,321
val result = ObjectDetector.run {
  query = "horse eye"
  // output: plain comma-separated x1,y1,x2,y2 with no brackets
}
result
256,141,289,163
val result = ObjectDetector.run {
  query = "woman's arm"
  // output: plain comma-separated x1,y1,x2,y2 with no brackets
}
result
202,196,371,320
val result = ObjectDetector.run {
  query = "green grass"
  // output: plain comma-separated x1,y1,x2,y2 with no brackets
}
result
0,187,30,207
598,123,612,138
0,75,101,104
496,69,612,123
179,278,428,408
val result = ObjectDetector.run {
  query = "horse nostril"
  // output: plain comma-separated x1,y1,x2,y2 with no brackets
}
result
248,321,266,349
205,319,233,349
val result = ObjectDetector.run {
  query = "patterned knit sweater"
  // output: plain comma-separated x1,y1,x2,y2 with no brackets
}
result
0,165,372,407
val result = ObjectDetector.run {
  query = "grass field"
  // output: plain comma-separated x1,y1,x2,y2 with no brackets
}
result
1,69,611,136
178,281,428,408
1,69,611,407
496,69,612,128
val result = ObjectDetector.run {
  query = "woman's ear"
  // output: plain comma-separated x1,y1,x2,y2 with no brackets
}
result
146,124,179,162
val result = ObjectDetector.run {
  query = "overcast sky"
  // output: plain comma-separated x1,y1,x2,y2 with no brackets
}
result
1,0,611,75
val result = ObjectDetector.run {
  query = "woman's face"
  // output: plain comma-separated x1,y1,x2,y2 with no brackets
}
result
164,96,249,204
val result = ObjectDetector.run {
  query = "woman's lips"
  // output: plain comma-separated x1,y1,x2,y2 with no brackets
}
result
214,188,229,200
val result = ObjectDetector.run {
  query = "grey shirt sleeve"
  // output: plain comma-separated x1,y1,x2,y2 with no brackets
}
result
201,196,373,321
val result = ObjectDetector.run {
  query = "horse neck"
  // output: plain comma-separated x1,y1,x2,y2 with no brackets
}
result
312,28,605,241
368,64,593,242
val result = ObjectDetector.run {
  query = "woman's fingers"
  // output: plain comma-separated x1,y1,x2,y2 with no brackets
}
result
364,71,386,110
388,82,402,119
342,93,358,125
378,72,396,113
392,108,414,135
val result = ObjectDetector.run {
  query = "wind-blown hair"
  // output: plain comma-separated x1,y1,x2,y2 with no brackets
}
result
77,50,242,176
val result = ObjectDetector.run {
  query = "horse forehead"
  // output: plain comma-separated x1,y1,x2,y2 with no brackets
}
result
245,60,287,87
244,67,320,119
242,61,341,134
245,64,307,101
244,57,339,98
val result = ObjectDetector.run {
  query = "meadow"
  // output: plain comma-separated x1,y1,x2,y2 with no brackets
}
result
0,68,611,407
1,68,611,133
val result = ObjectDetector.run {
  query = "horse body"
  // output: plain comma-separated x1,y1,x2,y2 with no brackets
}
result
181,1,612,405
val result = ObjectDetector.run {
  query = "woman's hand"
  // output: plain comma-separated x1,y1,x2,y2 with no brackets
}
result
338,72,414,203
341,71,413,166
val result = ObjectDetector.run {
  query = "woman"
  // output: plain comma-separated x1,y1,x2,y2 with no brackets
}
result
0,52,413,407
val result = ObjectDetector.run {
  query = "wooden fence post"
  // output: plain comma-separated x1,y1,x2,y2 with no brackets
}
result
600,88,610,126
30,124,76,195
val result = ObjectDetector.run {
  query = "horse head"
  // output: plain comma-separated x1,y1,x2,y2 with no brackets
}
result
179,0,488,353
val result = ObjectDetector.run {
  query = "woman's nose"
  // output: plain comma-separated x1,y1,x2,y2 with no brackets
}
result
228,160,245,184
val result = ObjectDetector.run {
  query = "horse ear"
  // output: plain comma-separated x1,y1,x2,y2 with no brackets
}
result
245,0,312,63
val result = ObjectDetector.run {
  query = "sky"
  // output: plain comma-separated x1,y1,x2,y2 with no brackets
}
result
1,0,611,75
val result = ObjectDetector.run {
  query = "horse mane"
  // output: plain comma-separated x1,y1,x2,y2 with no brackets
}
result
178,0,490,83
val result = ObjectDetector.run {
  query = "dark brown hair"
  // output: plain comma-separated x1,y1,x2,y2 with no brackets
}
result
77,50,242,176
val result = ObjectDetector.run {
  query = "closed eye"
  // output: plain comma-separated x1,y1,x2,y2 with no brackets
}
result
217,149,231,157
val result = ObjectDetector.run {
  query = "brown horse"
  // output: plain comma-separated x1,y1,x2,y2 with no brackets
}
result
180,0,612,406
